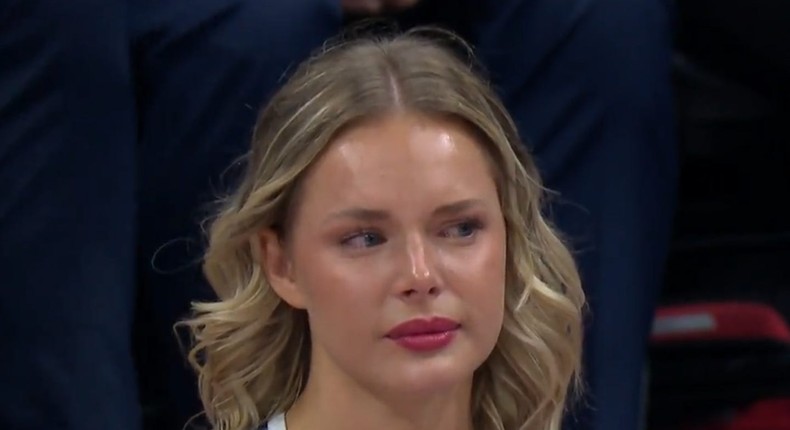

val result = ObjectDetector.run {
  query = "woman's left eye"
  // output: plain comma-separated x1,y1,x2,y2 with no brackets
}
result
441,219,483,239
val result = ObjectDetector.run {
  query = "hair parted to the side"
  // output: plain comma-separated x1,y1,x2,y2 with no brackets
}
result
182,28,585,430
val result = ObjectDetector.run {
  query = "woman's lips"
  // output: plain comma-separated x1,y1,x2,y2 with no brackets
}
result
386,317,460,352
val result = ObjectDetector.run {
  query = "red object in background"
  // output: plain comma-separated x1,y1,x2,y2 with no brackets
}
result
680,398,790,430
652,302,790,343
651,302,790,430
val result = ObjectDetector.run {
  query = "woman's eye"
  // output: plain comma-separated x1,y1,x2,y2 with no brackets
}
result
442,219,483,239
341,231,386,249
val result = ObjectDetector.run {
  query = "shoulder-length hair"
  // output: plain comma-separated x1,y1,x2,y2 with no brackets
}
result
183,30,584,430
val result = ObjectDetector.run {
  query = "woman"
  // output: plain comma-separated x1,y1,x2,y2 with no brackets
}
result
184,32,585,430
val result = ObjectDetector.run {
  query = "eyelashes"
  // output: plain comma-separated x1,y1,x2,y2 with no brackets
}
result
440,218,483,239
340,231,386,249
339,218,484,250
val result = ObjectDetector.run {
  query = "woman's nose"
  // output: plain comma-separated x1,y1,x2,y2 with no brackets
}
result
397,233,442,298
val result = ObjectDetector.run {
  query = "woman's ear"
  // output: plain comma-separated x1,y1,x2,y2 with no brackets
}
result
254,229,308,309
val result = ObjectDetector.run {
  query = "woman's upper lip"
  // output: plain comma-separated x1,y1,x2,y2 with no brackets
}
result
386,317,461,338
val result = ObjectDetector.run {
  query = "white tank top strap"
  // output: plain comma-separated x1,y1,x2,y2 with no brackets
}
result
267,412,287,430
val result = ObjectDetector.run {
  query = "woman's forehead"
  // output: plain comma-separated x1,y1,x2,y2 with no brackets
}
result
293,113,501,220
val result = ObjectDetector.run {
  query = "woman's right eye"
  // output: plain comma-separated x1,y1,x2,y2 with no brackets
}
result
340,231,386,249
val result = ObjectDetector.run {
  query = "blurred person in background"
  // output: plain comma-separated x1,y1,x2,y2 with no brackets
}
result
1,1,339,429
0,0,675,429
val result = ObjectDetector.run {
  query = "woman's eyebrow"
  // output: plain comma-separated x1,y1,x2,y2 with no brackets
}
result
323,198,485,225
324,207,389,224
432,198,485,217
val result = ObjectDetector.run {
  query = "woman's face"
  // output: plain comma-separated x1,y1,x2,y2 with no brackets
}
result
265,112,507,397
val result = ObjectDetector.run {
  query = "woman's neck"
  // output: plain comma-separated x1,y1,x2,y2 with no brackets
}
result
285,366,475,430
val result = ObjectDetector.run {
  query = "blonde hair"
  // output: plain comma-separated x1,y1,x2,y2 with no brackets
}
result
183,30,584,430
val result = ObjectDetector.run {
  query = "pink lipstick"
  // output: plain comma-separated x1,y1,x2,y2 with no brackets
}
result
385,317,460,352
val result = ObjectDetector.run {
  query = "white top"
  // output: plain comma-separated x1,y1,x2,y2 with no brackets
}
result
267,413,287,430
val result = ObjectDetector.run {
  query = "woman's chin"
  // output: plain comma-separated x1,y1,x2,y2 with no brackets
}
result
381,358,476,396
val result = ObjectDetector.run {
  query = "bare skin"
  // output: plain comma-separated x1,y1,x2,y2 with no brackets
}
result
341,0,421,14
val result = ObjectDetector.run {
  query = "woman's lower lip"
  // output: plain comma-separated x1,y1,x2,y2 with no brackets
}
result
390,330,457,352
